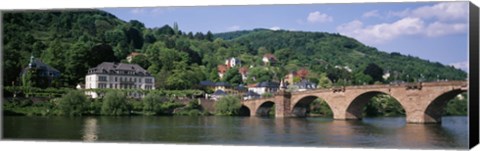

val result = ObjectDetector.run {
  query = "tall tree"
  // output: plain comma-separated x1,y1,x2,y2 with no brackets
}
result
363,63,384,83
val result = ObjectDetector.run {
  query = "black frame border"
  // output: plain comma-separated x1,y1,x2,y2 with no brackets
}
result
469,1,479,149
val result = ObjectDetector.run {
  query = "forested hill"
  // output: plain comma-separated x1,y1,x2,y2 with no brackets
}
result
213,29,467,82
3,10,467,90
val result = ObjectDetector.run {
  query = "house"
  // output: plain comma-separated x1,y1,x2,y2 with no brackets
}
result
217,64,228,79
284,68,309,84
85,62,155,98
383,72,391,80
248,81,280,95
262,53,277,65
211,89,227,101
225,57,241,68
126,52,142,63
243,90,260,100
214,82,231,91
76,83,85,89
294,79,317,91
238,66,249,82
334,65,352,73
20,55,61,87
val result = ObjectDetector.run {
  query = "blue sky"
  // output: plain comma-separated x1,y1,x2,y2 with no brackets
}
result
102,2,469,71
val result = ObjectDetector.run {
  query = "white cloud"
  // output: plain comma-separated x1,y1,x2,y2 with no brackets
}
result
270,26,281,31
389,2,468,21
227,25,240,31
362,10,380,18
337,2,468,45
307,11,333,23
425,22,467,37
337,17,425,45
450,61,469,71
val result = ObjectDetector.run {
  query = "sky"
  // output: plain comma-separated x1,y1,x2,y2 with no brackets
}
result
102,2,470,71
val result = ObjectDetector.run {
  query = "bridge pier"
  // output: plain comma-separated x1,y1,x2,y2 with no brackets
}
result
275,90,293,117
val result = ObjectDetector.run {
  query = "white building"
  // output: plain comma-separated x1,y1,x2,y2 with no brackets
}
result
225,57,241,68
247,81,280,96
85,62,155,98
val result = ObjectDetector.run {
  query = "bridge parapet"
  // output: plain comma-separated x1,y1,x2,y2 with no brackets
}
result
241,96,275,102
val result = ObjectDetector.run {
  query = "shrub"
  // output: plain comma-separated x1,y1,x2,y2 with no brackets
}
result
142,93,163,114
58,90,87,116
214,95,242,116
101,91,129,115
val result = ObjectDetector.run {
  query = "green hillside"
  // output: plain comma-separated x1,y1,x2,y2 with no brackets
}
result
2,10,467,90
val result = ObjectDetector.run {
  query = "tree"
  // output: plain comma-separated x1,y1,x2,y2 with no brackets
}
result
223,67,243,85
173,22,179,35
215,95,242,116
142,92,163,114
130,54,150,69
58,90,87,116
89,44,118,67
206,31,214,41
101,91,129,115
353,72,373,85
64,41,91,86
246,66,274,84
21,69,37,88
363,63,384,83
317,73,332,88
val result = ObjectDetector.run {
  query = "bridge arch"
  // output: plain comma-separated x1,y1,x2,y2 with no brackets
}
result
346,91,406,120
256,101,275,117
423,89,467,123
291,95,333,117
237,105,251,116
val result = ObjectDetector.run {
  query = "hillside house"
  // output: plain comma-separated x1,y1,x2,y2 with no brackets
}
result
248,81,280,95
20,55,61,87
126,52,142,63
262,53,277,65
85,62,155,98
225,57,241,68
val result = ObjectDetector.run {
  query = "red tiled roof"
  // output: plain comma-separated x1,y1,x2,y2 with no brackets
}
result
247,83,257,88
238,66,248,74
297,68,309,78
217,64,228,73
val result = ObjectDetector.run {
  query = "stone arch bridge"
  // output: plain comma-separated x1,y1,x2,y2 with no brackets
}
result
241,81,468,124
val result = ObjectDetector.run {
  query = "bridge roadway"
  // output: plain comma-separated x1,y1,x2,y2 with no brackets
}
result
241,81,468,124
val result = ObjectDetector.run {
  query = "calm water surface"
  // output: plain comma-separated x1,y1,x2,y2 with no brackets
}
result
3,116,468,149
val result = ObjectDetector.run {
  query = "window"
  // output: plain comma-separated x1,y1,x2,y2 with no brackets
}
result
145,78,152,84
115,77,117,82
99,76,107,82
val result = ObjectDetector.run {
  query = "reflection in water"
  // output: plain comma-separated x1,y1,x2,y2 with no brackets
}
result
3,116,468,149
82,117,98,142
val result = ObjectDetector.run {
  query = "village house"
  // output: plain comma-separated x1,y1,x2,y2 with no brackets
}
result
238,66,249,82
225,57,241,68
262,53,277,65
20,55,61,87
85,62,155,98
217,64,228,79
243,90,261,100
284,68,309,85
126,52,142,63
247,81,280,95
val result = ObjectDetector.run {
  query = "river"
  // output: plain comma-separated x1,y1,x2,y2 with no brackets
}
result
2,116,468,149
